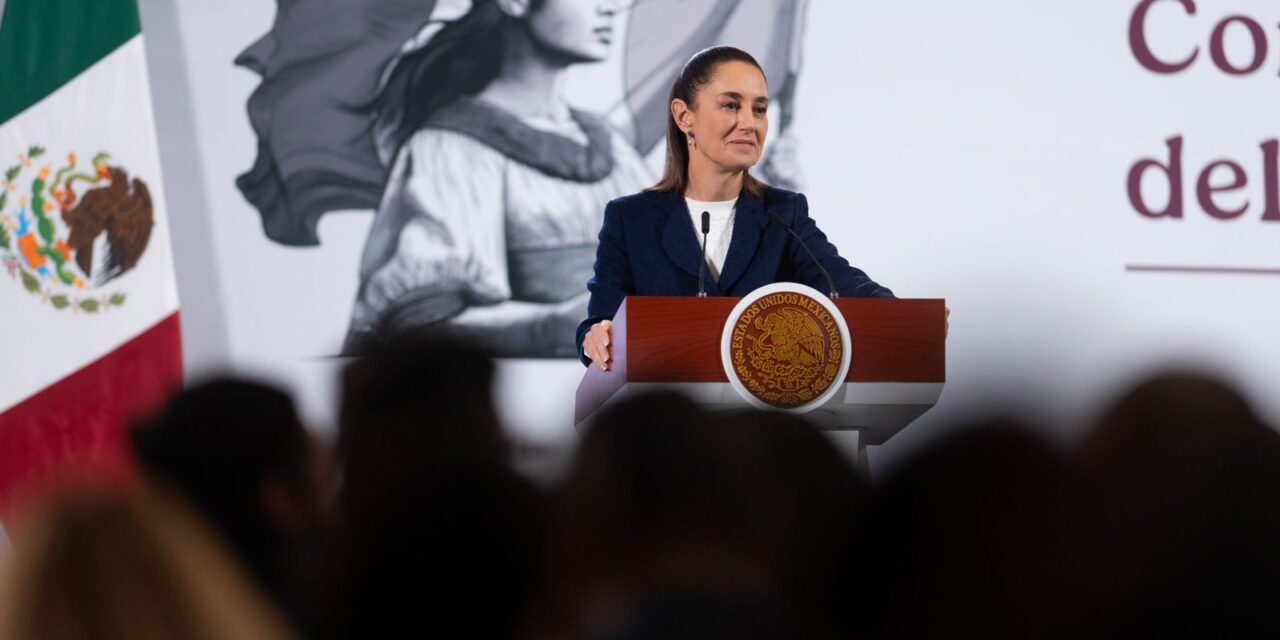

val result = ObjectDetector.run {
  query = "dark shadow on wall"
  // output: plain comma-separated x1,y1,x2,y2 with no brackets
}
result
137,0,232,372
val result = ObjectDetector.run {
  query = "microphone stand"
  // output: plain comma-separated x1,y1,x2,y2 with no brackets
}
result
697,210,710,298
766,209,839,299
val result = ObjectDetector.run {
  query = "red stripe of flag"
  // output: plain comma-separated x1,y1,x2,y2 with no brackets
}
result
0,312,182,521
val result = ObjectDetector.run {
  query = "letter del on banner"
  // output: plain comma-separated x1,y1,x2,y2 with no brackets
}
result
721,283,852,412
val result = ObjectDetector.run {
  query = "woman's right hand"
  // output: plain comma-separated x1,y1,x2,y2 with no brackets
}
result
583,320,614,371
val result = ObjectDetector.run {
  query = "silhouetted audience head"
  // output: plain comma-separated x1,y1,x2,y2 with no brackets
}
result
721,410,865,639
849,421,1077,640
338,334,507,497
1074,371,1280,636
130,377,322,622
0,488,296,640
328,335,547,639
555,392,799,639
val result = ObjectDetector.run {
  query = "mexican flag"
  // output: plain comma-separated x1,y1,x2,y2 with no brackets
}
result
0,0,182,526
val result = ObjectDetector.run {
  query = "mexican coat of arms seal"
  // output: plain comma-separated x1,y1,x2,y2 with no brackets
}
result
721,283,852,412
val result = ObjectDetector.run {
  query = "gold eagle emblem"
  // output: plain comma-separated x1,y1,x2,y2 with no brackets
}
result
728,291,845,409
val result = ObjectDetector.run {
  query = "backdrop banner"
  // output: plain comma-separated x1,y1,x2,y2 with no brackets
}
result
139,0,1280,467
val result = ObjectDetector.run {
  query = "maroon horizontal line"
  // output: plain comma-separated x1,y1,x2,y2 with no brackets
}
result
1126,265,1280,276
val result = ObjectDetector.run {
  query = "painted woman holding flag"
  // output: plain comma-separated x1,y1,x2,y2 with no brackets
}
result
345,0,649,357
237,0,811,357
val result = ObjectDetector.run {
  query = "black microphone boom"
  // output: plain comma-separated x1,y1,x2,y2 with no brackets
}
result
766,209,839,299
697,211,710,298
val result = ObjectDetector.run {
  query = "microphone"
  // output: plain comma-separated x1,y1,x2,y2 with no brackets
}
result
766,209,839,299
697,211,710,298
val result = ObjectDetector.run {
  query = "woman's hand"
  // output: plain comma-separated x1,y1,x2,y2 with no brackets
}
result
583,320,614,371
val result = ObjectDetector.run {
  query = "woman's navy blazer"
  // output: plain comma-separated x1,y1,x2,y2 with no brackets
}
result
575,187,894,365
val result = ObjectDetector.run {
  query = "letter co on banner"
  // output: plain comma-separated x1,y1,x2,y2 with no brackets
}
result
1127,0,1280,223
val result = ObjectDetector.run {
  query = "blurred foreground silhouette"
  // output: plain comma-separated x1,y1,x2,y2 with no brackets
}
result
3,340,1277,639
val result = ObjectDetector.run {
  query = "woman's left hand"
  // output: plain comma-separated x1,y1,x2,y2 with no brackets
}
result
583,320,614,371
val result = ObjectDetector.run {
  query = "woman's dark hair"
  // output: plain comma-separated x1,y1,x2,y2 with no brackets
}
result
649,46,769,197
371,0,543,160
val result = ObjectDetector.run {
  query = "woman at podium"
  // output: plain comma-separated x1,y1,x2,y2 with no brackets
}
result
577,46,894,369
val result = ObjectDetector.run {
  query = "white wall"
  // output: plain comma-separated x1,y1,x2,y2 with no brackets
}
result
139,0,1280,474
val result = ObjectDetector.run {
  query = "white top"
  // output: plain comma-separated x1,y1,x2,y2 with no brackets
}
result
350,125,653,334
686,197,737,282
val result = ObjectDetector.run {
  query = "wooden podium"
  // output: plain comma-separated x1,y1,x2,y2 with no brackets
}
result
575,296,946,458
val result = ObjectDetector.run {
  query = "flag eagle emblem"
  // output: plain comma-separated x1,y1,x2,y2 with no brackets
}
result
0,146,152,313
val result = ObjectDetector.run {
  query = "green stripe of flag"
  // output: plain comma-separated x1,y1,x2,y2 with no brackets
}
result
0,0,141,125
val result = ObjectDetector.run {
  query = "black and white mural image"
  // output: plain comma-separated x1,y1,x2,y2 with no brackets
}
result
237,0,809,357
